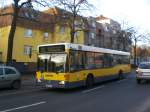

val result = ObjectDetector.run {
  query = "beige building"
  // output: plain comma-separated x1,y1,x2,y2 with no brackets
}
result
96,15,131,51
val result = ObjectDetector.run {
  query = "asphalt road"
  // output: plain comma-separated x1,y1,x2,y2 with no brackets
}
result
0,72,150,112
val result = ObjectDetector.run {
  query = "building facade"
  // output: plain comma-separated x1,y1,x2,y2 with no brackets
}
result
0,6,84,72
84,17,97,46
96,15,131,51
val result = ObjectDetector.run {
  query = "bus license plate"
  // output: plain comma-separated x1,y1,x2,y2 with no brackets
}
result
46,84,53,88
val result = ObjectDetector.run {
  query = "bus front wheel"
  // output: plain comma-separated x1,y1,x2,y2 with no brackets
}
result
86,75,94,88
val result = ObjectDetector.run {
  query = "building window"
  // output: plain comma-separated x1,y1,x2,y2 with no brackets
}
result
43,32,49,40
92,21,96,27
24,12,29,18
113,30,116,34
91,33,95,39
31,14,35,19
24,29,32,37
60,26,65,33
74,32,78,38
74,20,78,25
24,45,32,55
102,24,109,32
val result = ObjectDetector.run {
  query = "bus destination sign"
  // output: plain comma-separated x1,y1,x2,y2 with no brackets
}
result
39,45,65,53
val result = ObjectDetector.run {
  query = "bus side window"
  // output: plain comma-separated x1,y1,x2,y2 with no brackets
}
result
122,55,130,64
70,50,78,71
117,56,122,64
70,50,85,71
113,55,117,65
78,51,85,70
103,54,108,67
109,55,114,67
103,54,113,67
65,56,69,72
85,52,95,69
95,52,104,68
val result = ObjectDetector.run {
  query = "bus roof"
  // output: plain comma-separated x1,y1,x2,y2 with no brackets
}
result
38,43,130,56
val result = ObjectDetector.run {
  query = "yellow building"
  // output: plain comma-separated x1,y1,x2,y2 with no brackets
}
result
0,6,84,72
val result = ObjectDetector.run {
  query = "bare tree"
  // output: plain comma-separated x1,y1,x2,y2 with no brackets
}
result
119,20,141,65
0,0,47,63
112,19,133,52
116,30,132,51
49,0,93,43
129,29,148,66
137,46,150,61
144,33,150,43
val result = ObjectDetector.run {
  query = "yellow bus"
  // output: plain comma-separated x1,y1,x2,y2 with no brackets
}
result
36,43,130,88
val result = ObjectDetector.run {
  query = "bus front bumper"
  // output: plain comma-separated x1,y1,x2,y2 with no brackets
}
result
43,80,84,89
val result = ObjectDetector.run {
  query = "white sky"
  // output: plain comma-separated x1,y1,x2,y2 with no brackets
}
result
87,0,150,33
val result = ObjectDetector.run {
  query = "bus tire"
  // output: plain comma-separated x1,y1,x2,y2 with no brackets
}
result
86,74,94,88
118,70,124,80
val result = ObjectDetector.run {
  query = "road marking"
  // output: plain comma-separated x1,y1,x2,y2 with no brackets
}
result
82,85,105,93
0,101,46,112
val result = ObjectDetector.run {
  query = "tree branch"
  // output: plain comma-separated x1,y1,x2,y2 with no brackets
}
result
19,0,31,9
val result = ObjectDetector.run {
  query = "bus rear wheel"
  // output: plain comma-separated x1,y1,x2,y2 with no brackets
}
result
86,75,94,88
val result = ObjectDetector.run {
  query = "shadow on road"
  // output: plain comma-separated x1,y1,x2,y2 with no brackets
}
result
39,78,122,94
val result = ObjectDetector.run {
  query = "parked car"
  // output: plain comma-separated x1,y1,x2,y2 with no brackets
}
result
0,66,21,89
136,62,150,84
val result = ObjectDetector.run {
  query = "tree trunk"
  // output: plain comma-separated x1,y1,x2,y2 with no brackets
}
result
6,7,19,64
134,39,137,66
70,30,74,43
70,0,76,43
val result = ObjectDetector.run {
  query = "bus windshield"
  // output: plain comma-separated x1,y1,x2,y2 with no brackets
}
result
38,53,67,73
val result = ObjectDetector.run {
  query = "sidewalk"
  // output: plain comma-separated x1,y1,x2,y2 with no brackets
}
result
21,74,37,86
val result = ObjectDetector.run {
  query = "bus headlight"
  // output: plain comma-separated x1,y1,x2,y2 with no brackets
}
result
59,81,65,85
